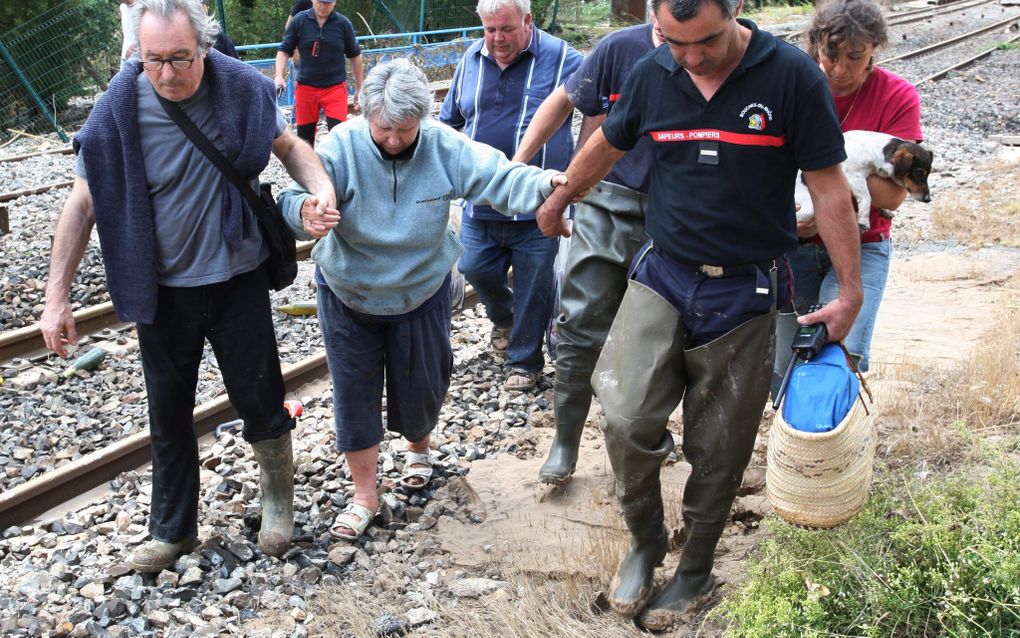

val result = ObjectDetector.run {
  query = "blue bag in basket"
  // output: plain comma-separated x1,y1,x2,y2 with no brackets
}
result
782,344,859,433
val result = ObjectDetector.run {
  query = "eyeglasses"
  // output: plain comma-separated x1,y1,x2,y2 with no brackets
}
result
141,58,196,71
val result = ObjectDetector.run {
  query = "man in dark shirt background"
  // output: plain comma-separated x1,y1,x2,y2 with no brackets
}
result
275,0,363,146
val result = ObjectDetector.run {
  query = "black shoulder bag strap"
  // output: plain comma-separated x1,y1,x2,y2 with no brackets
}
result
154,92,271,225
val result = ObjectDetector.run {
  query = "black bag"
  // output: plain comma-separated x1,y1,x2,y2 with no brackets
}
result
155,94,297,291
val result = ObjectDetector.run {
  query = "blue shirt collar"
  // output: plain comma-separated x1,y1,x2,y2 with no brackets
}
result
478,26,538,68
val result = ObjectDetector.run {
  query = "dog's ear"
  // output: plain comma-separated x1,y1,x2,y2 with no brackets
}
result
891,148,915,177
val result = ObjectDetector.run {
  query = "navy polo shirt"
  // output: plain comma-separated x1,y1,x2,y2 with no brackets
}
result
603,19,846,265
564,23,658,193
279,10,361,88
440,28,582,221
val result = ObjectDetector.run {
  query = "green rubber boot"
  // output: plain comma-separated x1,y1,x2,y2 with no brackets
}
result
538,375,592,485
251,432,295,557
636,525,722,631
593,280,688,617
639,310,777,631
608,495,670,617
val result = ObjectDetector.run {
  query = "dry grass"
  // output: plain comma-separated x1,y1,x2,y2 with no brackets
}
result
878,284,1020,467
930,160,1020,247
315,570,648,638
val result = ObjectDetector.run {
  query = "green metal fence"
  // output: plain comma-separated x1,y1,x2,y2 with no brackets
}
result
0,0,120,142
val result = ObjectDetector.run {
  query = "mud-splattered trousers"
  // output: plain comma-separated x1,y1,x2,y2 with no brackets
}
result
553,181,648,433
593,245,790,551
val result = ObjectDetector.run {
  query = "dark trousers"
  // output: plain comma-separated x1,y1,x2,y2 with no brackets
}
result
633,244,792,346
136,264,293,543
317,276,453,452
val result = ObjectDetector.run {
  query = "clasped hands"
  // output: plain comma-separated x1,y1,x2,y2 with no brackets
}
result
300,191,340,238
537,173,586,238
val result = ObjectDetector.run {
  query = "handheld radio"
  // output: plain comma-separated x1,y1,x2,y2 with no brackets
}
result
772,304,828,410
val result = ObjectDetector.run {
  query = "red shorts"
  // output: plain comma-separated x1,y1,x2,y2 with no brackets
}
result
294,82,348,126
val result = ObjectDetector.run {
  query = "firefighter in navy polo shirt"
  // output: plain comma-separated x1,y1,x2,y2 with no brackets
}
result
275,0,363,147
536,0,863,630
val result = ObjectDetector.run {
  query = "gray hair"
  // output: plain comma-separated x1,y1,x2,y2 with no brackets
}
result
358,59,434,126
132,0,220,55
651,0,739,22
476,0,530,19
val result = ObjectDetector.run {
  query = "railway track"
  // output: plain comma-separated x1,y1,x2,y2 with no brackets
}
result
0,240,315,363
913,31,1020,84
0,285,481,529
879,14,1020,65
777,0,999,42
0,146,73,164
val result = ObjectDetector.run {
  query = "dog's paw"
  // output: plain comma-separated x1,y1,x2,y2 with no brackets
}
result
878,209,895,220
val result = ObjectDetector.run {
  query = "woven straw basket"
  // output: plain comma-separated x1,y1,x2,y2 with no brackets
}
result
766,397,877,528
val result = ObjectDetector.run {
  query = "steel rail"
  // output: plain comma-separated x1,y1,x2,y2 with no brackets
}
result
887,0,994,27
0,180,74,203
0,240,315,364
914,32,1020,84
880,14,1020,64
0,286,481,528
777,0,997,42
0,147,74,164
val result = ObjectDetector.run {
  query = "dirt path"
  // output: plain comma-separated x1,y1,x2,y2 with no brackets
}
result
426,245,1020,635
871,247,1020,372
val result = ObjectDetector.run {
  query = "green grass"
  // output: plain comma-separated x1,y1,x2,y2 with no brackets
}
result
715,458,1020,637
995,40,1020,51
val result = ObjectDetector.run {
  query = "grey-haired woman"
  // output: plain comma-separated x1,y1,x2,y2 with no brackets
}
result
279,59,567,541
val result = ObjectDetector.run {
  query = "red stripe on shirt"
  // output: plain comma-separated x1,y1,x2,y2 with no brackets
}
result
650,129,786,146
609,93,620,102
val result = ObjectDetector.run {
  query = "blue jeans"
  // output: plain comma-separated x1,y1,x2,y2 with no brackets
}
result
786,238,892,372
458,215,559,372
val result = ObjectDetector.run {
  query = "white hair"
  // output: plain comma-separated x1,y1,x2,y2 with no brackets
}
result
476,0,530,19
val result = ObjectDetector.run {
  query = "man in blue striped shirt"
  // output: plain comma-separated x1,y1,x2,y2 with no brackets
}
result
440,0,582,392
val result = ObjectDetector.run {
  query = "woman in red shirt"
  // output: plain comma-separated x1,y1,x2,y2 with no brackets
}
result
778,0,923,384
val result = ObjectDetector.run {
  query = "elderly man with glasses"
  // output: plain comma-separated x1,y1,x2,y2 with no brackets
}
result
41,0,335,573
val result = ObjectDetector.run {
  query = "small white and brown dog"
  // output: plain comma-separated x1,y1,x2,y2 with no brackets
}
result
795,130,934,228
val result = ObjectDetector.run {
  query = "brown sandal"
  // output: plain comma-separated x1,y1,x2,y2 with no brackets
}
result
504,368,539,392
490,325,511,353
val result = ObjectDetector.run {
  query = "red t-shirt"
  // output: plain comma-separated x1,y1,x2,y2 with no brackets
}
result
834,66,923,243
